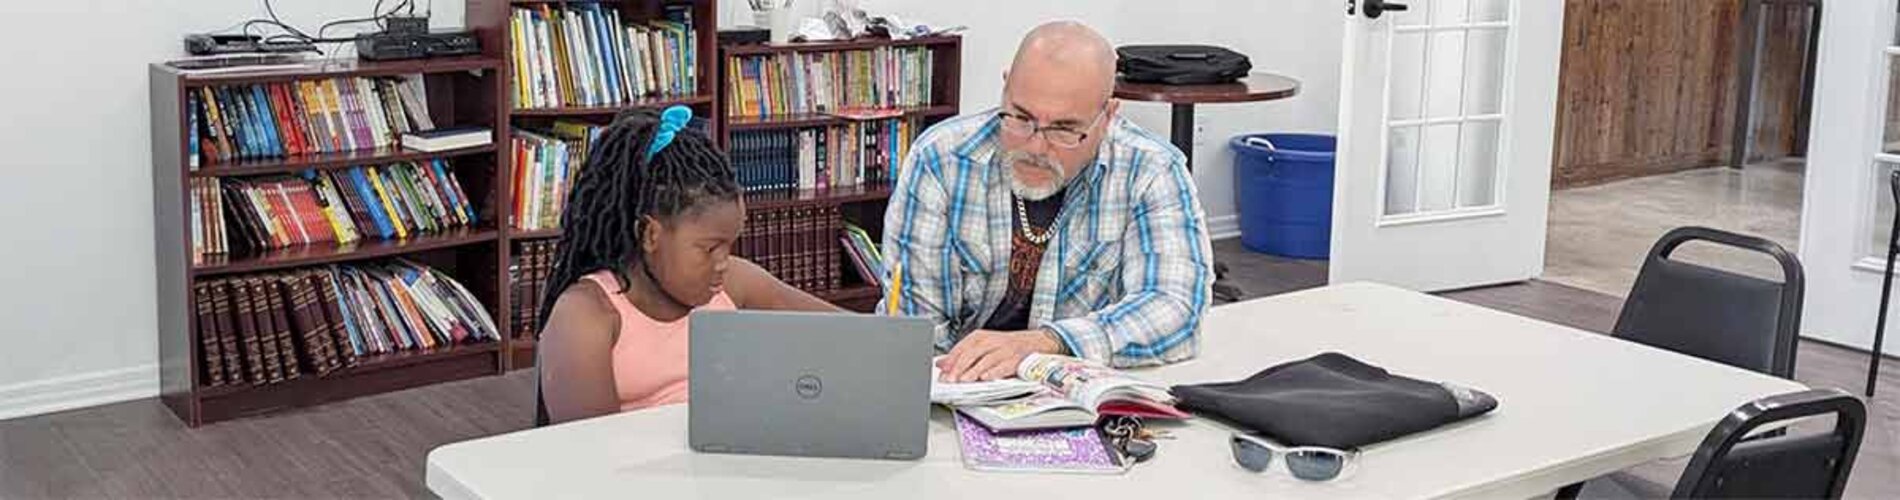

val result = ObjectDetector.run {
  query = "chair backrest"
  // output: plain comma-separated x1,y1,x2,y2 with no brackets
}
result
1672,389,1866,499
1613,226,1804,378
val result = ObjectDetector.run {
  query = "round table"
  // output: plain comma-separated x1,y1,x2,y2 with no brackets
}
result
1113,72,1302,170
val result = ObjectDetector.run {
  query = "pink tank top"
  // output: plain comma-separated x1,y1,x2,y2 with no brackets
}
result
581,270,736,412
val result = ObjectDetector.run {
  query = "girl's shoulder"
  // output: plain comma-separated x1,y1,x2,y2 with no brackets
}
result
545,277,622,343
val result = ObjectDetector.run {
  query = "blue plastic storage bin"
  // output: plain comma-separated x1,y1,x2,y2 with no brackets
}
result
1228,133,1336,259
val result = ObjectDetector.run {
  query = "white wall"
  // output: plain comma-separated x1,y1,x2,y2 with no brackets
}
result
723,0,1344,237
0,0,1336,420
0,1,464,420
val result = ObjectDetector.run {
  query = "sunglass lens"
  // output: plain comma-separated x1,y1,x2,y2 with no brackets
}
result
1230,436,1274,472
1285,450,1346,481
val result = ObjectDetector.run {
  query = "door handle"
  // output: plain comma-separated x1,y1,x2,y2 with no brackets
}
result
1365,0,1410,19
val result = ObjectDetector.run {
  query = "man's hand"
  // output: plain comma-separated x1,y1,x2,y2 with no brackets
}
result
936,329,1066,382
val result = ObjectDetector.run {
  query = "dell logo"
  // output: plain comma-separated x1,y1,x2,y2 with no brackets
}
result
794,375,823,399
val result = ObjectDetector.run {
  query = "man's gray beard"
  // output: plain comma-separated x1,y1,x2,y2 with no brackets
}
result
1001,150,1065,201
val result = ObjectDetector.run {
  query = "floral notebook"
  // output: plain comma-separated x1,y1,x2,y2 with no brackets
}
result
953,411,1126,474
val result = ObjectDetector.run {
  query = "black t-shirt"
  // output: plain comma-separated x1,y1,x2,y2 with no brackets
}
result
983,192,1066,331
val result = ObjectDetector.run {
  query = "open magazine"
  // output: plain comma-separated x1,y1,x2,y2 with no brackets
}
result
934,354,1190,432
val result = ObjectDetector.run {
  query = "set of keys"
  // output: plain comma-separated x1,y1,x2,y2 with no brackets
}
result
1097,416,1176,464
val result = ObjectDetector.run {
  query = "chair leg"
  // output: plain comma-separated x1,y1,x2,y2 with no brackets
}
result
1554,482,1583,500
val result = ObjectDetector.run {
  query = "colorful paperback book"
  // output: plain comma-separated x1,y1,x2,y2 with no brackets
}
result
954,411,1125,474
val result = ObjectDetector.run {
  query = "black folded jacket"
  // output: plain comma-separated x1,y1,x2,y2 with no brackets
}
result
1172,352,1498,449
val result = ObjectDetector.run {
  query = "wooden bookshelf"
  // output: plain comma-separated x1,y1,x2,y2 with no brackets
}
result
150,54,509,426
714,35,963,318
471,0,961,369
469,0,723,371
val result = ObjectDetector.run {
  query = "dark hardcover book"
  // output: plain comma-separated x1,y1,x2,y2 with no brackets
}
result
194,282,225,387
315,270,362,365
257,277,298,381
282,274,340,376
236,278,276,384
210,280,244,383
244,278,283,382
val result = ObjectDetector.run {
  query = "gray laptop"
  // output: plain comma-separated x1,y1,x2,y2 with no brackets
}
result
689,310,934,460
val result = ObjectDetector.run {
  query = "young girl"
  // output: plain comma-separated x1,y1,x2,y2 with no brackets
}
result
536,107,837,425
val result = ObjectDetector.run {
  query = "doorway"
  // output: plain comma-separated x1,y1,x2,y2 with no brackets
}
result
1542,0,1818,296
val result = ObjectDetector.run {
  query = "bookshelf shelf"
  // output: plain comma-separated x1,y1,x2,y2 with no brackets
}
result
726,105,960,131
166,56,503,86
190,144,498,178
720,36,964,56
192,228,499,277
744,184,895,210
198,342,501,399
509,228,563,241
510,94,716,117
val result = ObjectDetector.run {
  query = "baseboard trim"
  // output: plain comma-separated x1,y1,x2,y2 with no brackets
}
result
1207,214,1240,241
0,364,159,422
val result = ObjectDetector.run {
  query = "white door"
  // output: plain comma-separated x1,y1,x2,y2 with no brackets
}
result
1799,0,1900,374
1330,0,1565,291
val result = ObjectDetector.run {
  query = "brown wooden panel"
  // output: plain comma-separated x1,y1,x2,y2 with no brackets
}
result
1554,0,1810,188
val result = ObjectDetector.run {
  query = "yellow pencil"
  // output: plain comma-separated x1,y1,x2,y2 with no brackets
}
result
887,262,903,316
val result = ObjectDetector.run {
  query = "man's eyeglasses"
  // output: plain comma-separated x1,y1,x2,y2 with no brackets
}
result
997,106,1106,149
1230,432,1359,481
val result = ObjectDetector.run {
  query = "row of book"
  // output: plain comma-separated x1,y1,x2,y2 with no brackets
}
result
511,123,600,231
726,47,935,119
841,223,887,289
188,75,436,168
729,118,916,192
510,240,559,339
191,261,499,387
189,161,480,262
742,205,844,294
509,118,709,231
510,3,700,110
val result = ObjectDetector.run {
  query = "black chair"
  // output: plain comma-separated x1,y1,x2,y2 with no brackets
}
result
1670,388,1866,498
1612,226,1804,378
1573,389,1867,499
1561,227,1808,499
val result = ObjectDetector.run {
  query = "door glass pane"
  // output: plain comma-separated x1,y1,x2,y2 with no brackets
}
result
1386,126,1423,215
1463,29,1507,115
1430,0,1468,25
1425,31,1468,119
1470,0,1509,23
1421,123,1462,211
1390,32,1428,121
1887,55,1900,153
1874,162,1899,259
1457,121,1501,208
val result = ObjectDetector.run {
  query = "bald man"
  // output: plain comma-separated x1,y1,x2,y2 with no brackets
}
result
880,21,1213,381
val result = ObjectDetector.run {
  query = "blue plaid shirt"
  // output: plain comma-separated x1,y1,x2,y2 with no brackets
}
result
879,110,1213,367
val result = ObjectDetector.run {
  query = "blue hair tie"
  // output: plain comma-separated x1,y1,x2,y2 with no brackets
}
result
646,105,694,161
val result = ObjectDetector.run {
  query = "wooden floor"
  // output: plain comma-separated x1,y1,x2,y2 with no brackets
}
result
0,240,1893,498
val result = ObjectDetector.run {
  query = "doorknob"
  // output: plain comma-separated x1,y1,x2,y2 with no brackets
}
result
1364,0,1409,19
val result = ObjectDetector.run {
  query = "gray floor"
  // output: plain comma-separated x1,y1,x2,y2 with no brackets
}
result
1545,159,1806,295
0,240,1893,498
